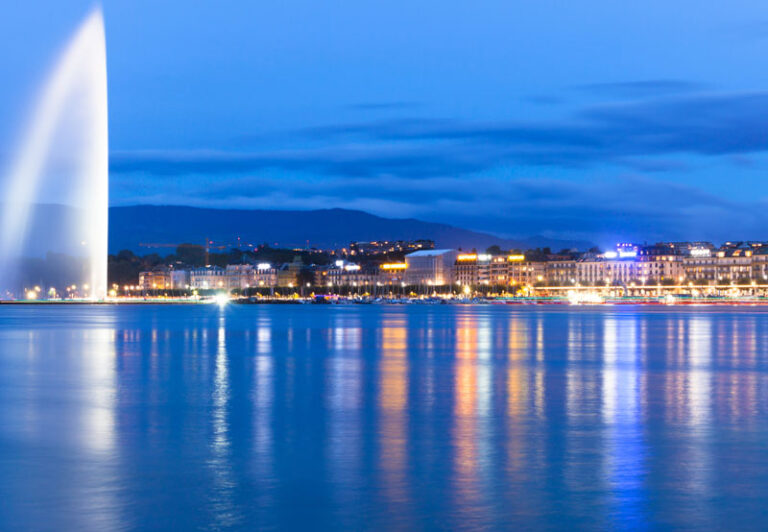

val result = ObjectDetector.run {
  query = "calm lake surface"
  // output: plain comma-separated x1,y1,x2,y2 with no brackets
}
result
1,304,768,530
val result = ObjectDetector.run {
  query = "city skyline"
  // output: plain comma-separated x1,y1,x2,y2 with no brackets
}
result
3,2,768,246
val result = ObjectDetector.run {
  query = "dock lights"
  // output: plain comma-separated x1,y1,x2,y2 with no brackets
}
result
26,290,38,300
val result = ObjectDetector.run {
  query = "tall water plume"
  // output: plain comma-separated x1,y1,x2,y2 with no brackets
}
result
0,7,108,300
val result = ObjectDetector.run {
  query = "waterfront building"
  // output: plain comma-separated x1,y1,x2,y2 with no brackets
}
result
169,269,189,289
713,247,753,283
404,249,457,286
320,261,379,288
481,255,509,285
138,269,172,290
379,262,408,286
252,263,279,288
189,266,227,290
683,247,753,284
224,264,254,290
751,248,768,282
455,253,536,288
138,266,189,291
508,259,545,286
454,253,481,286
277,258,303,288
544,259,578,286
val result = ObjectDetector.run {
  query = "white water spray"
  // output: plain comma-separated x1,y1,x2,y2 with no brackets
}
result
0,8,108,300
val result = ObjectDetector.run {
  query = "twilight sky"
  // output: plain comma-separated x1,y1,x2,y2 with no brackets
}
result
2,1,768,246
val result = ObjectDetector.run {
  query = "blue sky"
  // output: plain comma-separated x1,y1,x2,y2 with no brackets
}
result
2,1,768,246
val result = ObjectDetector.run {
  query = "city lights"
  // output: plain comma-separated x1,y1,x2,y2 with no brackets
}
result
380,263,408,270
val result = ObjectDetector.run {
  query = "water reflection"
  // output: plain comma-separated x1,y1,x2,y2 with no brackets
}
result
378,316,409,506
601,316,645,527
252,313,274,496
453,313,479,513
208,309,239,529
326,314,363,521
1,306,768,530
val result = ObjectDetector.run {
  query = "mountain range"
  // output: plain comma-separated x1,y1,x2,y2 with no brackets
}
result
108,205,591,254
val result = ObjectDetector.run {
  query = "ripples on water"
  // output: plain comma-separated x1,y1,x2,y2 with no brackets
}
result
0,305,767,530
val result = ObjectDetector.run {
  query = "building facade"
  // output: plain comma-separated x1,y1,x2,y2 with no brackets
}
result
404,249,457,286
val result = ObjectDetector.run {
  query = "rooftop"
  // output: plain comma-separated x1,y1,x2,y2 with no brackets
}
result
406,249,455,257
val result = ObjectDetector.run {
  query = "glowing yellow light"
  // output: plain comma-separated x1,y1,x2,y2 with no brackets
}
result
380,263,408,270
507,254,525,261
456,254,478,261
26,290,38,300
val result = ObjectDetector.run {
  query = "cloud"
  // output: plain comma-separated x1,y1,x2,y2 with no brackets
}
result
113,91,768,179
310,91,768,164
572,79,705,98
109,88,768,242
110,143,491,179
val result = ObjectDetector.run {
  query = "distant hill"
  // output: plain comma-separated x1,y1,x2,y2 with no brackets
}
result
108,205,591,254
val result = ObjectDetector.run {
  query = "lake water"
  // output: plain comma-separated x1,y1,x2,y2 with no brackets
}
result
1,304,768,530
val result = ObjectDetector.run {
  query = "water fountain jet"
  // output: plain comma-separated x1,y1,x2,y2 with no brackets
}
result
0,7,108,300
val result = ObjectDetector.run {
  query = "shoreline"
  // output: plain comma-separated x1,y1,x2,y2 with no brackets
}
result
4,296,768,306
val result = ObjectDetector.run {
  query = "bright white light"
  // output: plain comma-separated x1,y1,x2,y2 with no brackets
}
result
257,263,271,270
214,293,229,307
604,251,618,259
567,291,604,305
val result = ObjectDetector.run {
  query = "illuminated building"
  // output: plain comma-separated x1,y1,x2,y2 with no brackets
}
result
508,260,545,286
404,249,457,286
189,266,227,290
223,264,254,290
312,260,379,287
252,263,279,288
277,258,303,287
455,253,513,286
545,260,578,285
379,262,408,285
138,269,171,291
